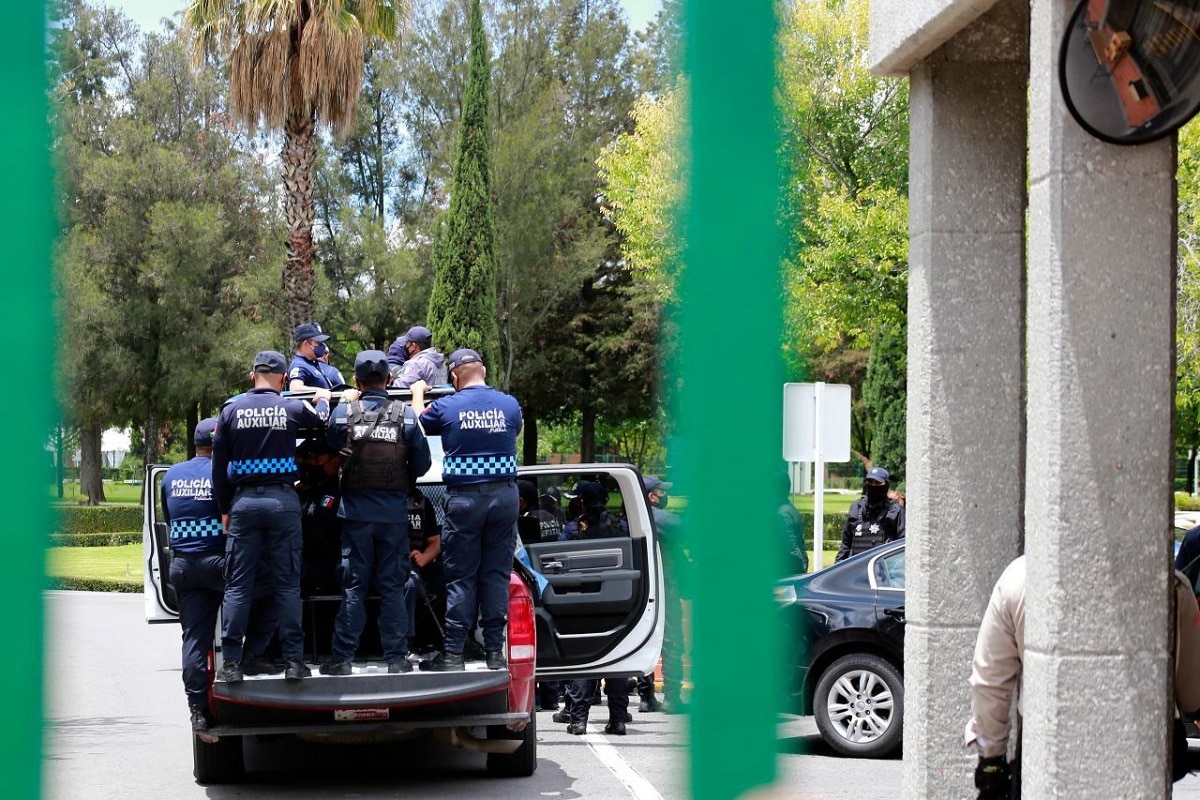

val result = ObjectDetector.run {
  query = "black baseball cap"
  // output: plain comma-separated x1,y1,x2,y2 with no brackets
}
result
353,349,390,382
252,350,287,374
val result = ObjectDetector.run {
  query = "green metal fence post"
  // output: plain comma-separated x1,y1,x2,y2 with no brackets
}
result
682,1,783,798
5,3,52,797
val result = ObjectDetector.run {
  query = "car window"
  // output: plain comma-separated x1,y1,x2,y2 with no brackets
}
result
873,549,905,589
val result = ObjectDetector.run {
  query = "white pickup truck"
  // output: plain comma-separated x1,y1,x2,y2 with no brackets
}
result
143,391,664,784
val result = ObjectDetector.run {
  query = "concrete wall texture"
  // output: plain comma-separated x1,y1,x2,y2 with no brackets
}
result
869,0,1181,795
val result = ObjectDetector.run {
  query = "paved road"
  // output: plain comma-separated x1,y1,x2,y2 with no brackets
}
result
53,591,1200,798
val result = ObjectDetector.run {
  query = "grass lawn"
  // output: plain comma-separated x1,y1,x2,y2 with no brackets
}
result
50,482,143,504
47,543,142,587
792,492,857,517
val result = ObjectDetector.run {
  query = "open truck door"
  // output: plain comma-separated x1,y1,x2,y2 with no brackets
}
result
515,464,664,680
142,464,180,623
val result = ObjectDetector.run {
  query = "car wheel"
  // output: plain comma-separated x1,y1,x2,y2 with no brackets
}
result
486,713,538,777
192,733,245,784
813,653,903,758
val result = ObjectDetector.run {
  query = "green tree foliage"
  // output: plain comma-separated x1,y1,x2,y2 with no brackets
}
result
428,0,500,366
55,16,279,471
862,320,907,481
1178,121,1200,487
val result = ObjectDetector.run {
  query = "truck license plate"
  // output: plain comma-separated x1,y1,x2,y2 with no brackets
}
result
334,708,390,721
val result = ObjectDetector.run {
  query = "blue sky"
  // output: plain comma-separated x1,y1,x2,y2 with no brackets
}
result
113,0,663,35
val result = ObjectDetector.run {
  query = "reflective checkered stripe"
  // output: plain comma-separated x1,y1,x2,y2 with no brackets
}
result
443,454,517,480
230,457,297,476
169,518,223,539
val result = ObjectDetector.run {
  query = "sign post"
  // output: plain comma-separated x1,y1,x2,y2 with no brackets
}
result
783,382,852,570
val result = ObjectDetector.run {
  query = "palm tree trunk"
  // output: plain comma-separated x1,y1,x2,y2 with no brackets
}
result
282,111,318,330
78,425,106,506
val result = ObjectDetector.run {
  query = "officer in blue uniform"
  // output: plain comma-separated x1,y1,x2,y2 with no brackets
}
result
411,349,522,672
318,351,348,388
212,350,331,682
320,350,431,675
162,418,224,741
288,322,335,391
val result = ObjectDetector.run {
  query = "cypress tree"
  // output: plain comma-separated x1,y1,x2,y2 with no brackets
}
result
428,0,499,367
864,320,907,483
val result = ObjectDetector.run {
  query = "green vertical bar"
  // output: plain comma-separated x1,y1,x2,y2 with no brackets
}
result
4,3,51,797
682,1,782,799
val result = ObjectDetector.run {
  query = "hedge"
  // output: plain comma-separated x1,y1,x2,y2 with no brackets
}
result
1178,493,1200,512
50,532,141,547
47,576,140,593
799,512,846,550
54,505,142,535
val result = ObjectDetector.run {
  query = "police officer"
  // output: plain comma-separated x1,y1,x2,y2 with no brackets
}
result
212,350,331,682
318,349,348,388
392,326,448,388
162,418,224,741
411,349,522,672
835,466,905,562
288,322,334,390
387,333,409,384
517,479,562,545
320,350,431,675
405,481,444,656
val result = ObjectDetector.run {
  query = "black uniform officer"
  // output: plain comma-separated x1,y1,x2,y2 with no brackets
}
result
212,350,331,682
835,466,905,562
162,418,224,740
405,484,445,655
320,350,432,675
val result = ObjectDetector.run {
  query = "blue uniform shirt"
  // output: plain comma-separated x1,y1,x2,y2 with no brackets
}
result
319,360,347,388
420,385,522,486
288,354,332,389
211,387,330,514
326,389,432,523
161,456,224,553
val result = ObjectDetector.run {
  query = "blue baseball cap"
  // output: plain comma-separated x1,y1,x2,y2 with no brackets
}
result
448,348,483,371
353,349,390,382
193,417,218,447
643,475,673,493
865,467,890,483
405,325,432,345
294,322,330,343
252,350,287,374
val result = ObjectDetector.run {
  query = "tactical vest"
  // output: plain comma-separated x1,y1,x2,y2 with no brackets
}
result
339,399,409,492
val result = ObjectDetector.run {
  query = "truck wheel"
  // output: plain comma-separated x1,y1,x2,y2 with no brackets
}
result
486,714,537,777
193,733,245,785
813,653,903,758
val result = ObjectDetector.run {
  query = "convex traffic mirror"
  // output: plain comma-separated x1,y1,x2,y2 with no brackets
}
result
1060,0,1200,144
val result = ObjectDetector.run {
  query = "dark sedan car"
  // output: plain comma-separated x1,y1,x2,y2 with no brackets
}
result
775,540,906,758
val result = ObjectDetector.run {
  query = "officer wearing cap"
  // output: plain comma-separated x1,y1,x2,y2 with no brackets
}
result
411,349,522,672
387,333,409,383
320,350,431,676
392,325,448,388
212,350,332,682
835,465,905,562
162,418,224,741
288,322,335,391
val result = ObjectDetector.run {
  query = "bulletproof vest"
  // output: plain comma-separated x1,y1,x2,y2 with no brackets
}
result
408,493,433,551
339,399,409,492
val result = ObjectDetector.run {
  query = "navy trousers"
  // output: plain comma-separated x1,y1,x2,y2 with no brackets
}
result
567,677,629,725
221,484,304,662
169,550,224,709
440,480,518,654
331,520,411,662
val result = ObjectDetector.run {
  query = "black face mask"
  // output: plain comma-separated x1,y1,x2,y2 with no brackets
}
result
655,492,670,509
865,483,889,504
298,463,327,486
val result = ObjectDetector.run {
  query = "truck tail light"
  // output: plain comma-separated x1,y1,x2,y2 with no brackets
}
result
508,582,536,663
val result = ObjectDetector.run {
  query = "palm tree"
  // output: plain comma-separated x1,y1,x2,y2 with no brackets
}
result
185,0,401,329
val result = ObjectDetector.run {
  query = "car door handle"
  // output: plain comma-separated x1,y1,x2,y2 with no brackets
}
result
883,607,906,622
541,560,564,572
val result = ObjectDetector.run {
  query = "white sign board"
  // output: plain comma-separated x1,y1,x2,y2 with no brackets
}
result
782,382,852,463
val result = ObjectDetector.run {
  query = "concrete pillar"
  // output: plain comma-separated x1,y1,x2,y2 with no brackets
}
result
1024,0,1176,794
902,2,1028,797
